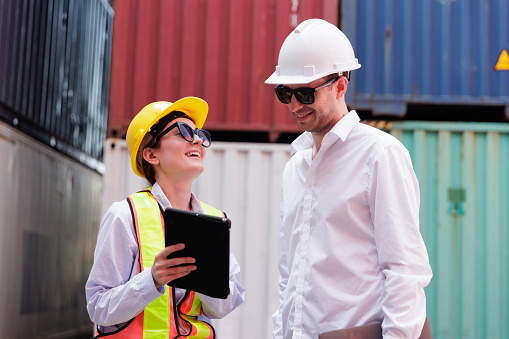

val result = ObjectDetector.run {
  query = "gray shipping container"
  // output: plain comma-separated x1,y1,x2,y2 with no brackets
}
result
0,0,113,171
0,122,102,338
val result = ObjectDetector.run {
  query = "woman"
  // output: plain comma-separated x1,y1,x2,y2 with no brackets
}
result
86,97,245,338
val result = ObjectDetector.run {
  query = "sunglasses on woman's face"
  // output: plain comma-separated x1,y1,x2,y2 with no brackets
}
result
274,76,340,105
156,121,211,147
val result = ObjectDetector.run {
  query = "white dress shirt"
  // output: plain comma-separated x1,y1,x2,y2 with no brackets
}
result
273,111,432,339
86,182,245,334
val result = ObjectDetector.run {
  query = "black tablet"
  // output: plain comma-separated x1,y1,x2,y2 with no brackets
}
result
163,207,231,299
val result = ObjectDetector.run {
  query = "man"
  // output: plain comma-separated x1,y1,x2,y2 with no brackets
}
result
265,19,432,339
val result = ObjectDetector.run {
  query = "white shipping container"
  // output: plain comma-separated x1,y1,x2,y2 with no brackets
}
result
102,139,292,339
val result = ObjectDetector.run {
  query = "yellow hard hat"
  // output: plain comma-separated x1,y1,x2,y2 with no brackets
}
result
126,96,209,178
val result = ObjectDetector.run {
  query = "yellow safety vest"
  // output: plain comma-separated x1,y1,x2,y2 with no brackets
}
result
94,188,223,339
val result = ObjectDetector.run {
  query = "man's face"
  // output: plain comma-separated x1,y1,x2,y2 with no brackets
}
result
283,76,343,136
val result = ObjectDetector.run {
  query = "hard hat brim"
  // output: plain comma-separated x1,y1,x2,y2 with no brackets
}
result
129,96,208,178
265,64,361,85
264,72,328,85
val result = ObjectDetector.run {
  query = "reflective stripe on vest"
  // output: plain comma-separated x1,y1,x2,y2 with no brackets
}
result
132,191,172,338
94,189,221,338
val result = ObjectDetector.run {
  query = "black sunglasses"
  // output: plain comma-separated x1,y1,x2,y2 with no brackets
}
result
274,76,340,105
156,121,211,147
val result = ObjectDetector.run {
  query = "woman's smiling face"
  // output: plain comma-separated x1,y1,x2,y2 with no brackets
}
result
148,117,207,182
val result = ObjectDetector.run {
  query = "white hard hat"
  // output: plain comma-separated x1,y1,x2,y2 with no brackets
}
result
265,18,361,85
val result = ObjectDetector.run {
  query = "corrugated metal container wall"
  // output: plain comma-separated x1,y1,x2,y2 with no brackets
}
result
107,0,340,139
103,120,509,339
102,140,291,339
0,0,114,171
390,121,509,339
0,122,102,338
342,0,509,118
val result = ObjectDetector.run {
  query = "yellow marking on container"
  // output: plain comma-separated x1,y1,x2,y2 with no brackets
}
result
495,48,509,71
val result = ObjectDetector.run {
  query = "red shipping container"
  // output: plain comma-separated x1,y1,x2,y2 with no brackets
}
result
108,0,340,141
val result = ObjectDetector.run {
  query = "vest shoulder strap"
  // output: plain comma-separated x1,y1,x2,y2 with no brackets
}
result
199,201,225,218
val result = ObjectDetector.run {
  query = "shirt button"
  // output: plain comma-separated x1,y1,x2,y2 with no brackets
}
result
296,288,302,294
300,252,305,258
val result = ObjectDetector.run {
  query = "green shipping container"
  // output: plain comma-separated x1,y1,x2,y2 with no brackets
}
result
389,121,509,339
